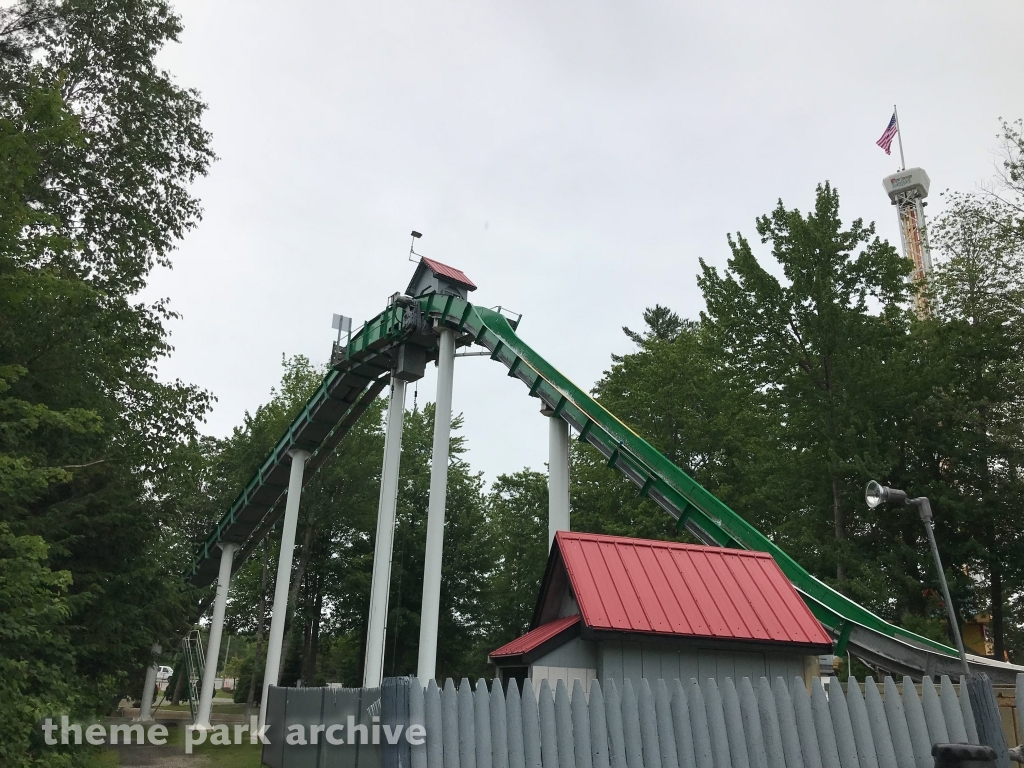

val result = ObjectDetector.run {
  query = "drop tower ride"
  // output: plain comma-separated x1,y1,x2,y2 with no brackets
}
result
883,164,933,315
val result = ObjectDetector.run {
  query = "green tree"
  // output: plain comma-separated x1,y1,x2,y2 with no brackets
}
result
378,403,493,681
0,526,74,768
278,386,384,687
272,400,492,687
916,192,1024,659
0,0,214,758
992,117,1024,230
209,355,342,697
697,182,913,593
577,178,1024,661
579,306,778,542
211,363,496,687
483,470,548,651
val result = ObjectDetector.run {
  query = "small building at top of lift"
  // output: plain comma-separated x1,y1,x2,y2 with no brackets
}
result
406,256,477,300
489,531,833,694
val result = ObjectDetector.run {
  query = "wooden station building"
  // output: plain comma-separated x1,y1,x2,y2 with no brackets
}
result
489,531,833,694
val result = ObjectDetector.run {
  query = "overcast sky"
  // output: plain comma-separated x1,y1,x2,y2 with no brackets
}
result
149,0,1024,484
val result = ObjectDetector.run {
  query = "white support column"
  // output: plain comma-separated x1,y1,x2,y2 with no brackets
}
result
548,413,570,549
195,543,237,728
362,377,408,688
258,448,310,730
137,643,161,722
416,328,456,684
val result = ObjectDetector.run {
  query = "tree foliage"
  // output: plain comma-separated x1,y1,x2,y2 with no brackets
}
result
918,192,1024,657
484,470,548,651
580,174,1024,660
214,362,497,690
0,0,213,762
0,526,74,768
697,183,913,586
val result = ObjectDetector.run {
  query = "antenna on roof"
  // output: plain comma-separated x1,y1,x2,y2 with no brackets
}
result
408,231,423,262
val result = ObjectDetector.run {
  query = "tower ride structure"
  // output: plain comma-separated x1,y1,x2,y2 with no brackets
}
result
883,167,933,314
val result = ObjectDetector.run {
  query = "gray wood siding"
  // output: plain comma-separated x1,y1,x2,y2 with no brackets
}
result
590,639,811,689
533,636,598,669
523,636,815,694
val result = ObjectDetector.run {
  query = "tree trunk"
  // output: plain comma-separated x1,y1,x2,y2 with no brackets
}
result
170,661,185,705
299,621,311,686
245,542,271,719
302,576,323,685
832,473,846,582
988,521,1004,659
975,402,1005,661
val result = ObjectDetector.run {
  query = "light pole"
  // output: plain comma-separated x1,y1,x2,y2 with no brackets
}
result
865,481,971,676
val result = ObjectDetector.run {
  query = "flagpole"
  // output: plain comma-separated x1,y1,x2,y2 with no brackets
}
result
893,103,906,171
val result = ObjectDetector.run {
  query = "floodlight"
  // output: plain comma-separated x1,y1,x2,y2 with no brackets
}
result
409,231,424,262
865,480,885,508
863,479,970,675
864,480,907,508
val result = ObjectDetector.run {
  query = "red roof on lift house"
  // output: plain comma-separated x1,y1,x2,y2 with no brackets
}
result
491,532,832,660
419,256,477,289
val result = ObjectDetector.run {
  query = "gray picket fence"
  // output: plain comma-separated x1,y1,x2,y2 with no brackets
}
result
264,674,1024,768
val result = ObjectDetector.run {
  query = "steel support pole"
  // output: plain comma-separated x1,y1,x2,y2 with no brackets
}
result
916,497,971,676
416,329,456,684
137,643,162,722
196,543,237,728
363,377,408,688
548,413,570,549
258,449,310,730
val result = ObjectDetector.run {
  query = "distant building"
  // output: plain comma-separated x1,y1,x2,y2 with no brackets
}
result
962,614,996,659
489,532,832,694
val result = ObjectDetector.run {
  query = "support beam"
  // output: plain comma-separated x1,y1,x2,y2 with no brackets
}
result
416,328,456,684
258,449,309,730
362,377,408,688
136,643,162,722
195,543,237,728
548,412,570,548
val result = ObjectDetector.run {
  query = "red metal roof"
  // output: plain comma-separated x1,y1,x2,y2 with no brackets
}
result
555,531,832,648
419,257,477,289
490,615,581,659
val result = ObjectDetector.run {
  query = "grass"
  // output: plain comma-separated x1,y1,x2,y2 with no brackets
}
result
191,740,264,767
87,751,119,767
97,722,264,767
170,722,264,767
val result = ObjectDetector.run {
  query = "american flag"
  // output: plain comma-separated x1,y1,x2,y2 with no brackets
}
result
876,112,898,155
